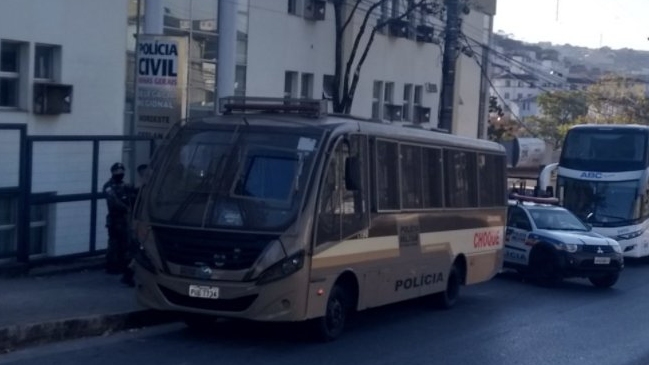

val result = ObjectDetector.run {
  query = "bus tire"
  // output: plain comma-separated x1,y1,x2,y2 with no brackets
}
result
313,284,349,342
434,265,461,309
589,273,619,288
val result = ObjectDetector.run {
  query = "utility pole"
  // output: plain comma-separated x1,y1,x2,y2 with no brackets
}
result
438,0,460,132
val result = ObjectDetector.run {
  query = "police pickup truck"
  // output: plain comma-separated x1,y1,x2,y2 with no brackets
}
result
504,194,624,287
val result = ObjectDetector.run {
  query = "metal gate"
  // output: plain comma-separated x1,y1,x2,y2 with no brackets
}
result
1,131,156,266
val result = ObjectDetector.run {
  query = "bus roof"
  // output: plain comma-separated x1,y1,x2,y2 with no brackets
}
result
177,96,505,154
186,113,505,154
569,124,649,131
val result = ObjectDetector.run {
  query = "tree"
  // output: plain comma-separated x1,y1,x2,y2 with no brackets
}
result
330,0,441,114
586,75,649,125
527,90,588,149
486,96,517,142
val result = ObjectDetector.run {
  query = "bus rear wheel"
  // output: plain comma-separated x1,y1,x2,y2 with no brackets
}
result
434,265,461,309
313,284,349,342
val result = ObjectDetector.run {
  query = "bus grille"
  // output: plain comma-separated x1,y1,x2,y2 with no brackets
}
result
581,245,615,254
153,226,273,270
159,285,257,312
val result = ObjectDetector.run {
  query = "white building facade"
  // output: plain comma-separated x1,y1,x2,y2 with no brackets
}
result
0,0,129,261
132,0,497,138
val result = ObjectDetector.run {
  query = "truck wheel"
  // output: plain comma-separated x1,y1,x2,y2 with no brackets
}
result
531,248,562,287
313,284,349,342
434,265,461,309
589,273,619,288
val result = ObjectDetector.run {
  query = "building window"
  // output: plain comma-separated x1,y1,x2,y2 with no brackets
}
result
234,65,246,97
284,71,298,98
504,92,510,100
371,81,383,119
288,0,301,15
413,84,425,123
0,196,48,257
505,80,511,87
0,41,22,108
384,82,394,104
300,72,314,98
383,82,396,120
0,196,16,256
517,93,523,100
322,74,335,100
391,0,400,17
402,84,413,121
34,44,57,80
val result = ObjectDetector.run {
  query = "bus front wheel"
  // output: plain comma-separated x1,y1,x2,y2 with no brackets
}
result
313,284,349,342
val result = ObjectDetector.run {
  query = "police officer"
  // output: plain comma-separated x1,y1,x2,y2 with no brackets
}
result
103,162,137,286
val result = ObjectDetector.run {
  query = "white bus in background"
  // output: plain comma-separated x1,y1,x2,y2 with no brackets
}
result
539,124,649,258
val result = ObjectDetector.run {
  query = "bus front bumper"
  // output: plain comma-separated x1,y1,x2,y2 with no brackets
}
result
133,263,308,322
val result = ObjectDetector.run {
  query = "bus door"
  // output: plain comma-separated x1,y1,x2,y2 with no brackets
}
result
312,134,371,303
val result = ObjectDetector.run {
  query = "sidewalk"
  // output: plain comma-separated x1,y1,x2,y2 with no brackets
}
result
0,262,179,353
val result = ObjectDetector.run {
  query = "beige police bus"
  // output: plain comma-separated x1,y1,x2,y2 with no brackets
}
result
131,97,507,341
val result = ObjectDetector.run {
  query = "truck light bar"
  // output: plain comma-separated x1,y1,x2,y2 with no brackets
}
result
510,193,559,205
219,96,328,118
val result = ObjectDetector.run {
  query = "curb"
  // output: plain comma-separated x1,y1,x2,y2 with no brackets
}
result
0,309,180,354
0,257,105,279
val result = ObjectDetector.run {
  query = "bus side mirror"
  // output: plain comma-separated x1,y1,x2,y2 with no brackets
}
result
545,186,554,197
345,156,362,191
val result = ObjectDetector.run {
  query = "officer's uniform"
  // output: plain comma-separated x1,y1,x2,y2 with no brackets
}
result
103,163,136,285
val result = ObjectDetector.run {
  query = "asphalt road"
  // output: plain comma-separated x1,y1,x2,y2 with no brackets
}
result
4,261,649,365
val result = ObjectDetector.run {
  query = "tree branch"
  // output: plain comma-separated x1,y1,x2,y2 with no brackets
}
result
342,0,363,33
342,0,385,106
347,0,429,108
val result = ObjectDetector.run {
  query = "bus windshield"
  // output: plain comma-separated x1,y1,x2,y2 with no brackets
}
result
146,121,324,231
560,128,647,172
559,177,639,226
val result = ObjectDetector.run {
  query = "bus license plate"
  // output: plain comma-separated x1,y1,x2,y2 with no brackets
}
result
188,285,220,299
594,257,611,265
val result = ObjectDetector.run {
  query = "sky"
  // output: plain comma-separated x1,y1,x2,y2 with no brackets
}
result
493,0,649,51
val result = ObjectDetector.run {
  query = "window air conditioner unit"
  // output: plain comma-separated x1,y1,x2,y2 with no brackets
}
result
416,25,434,43
425,82,438,93
33,82,73,115
414,106,431,124
384,103,403,121
304,0,326,21
388,19,410,39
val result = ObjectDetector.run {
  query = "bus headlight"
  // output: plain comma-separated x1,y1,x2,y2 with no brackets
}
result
616,230,644,241
256,250,305,285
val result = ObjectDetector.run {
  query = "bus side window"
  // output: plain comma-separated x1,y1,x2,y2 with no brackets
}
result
316,135,369,246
